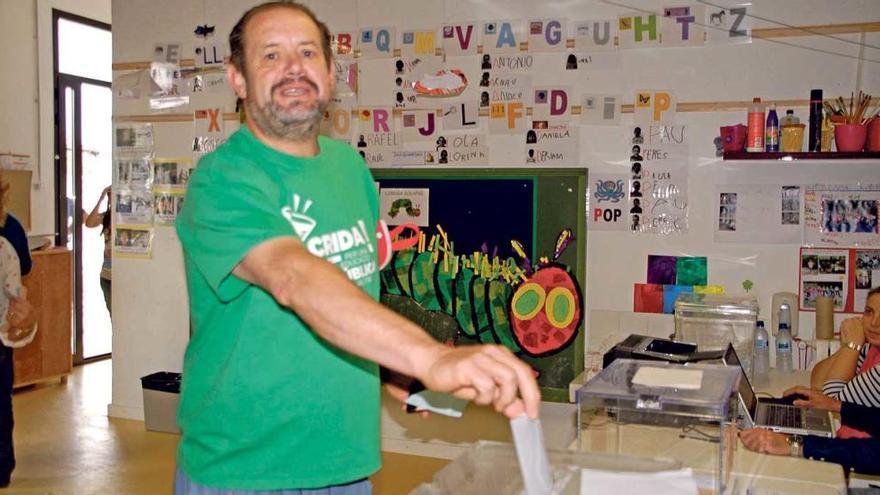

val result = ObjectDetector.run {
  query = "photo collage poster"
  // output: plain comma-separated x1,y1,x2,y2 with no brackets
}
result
804,184,880,248
797,246,880,313
628,125,689,234
113,123,155,258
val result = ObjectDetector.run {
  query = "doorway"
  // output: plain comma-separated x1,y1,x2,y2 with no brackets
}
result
54,11,112,363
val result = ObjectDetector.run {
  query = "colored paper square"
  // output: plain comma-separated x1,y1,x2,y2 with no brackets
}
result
694,285,725,295
676,256,707,286
663,284,693,314
647,255,677,285
634,283,664,313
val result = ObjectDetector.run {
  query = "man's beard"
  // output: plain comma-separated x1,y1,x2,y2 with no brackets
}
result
247,76,328,142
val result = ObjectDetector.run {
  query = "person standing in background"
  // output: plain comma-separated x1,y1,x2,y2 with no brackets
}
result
0,171,36,487
84,186,112,316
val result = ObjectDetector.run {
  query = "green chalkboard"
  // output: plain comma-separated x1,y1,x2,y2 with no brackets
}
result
372,168,587,402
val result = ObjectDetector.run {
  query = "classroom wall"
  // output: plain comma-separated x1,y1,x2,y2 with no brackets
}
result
108,0,880,459
0,0,111,236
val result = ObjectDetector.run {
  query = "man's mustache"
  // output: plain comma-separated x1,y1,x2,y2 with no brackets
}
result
272,76,318,94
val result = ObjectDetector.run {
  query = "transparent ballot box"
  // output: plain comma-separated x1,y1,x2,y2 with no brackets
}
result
576,359,740,494
410,440,684,495
674,293,758,377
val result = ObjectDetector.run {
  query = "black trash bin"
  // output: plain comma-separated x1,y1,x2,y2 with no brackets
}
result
140,372,181,434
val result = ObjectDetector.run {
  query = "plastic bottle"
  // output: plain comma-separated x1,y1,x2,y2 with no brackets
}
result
765,104,779,152
746,97,765,152
753,320,770,386
780,109,800,127
778,302,791,329
808,89,823,152
776,323,793,372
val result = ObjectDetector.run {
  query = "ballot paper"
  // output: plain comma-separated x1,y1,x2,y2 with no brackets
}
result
632,367,703,390
405,390,469,418
580,467,699,495
510,415,553,495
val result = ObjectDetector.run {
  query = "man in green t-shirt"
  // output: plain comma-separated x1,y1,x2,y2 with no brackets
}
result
174,2,541,494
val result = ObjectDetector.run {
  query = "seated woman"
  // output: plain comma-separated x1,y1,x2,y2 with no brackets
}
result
740,388,880,475
810,286,880,412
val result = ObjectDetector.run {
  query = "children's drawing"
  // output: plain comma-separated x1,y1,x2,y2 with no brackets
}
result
380,227,582,358
387,198,421,219
594,179,626,202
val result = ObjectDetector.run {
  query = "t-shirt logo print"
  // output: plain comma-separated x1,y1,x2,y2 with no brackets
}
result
281,194,317,241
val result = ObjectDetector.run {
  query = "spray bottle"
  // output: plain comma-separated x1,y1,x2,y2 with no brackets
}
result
765,104,779,152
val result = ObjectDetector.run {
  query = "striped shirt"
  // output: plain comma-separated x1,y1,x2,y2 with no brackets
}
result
823,344,880,407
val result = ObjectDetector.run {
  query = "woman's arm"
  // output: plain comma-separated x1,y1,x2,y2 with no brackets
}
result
824,365,880,407
811,354,837,390
823,318,865,385
84,187,110,228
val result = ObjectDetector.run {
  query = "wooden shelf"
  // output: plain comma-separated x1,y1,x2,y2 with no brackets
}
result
723,151,880,161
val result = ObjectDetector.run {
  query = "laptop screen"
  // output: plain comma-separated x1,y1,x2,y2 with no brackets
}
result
723,345,758,418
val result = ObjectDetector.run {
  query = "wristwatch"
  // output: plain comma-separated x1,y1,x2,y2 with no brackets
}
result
787,434,803,458
843,340,863,352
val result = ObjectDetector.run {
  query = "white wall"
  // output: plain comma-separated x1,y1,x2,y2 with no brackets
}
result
108,1,880,457
0,0,110,236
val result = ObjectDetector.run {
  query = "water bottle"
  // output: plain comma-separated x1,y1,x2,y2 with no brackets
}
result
779,302,791,329
776,323,793,372
753,320,770,385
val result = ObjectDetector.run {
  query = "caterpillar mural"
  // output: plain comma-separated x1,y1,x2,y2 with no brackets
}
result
379,226,582,358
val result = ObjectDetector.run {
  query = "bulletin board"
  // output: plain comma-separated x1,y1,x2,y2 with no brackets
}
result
372,167,587,401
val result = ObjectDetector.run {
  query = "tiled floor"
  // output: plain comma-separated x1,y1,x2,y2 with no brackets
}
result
7,360,447,494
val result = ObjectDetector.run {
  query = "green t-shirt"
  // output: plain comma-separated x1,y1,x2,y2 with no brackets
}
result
175,127,381,490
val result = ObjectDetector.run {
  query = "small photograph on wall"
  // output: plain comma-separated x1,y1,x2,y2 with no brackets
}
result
822,199,878,234
115,157,153,189
114,189,154,225
152,159,193,190
802,281,845,310
799,247,850,311
113,226,153,259
114,123,154,152
719,193,737,231
781,186,800,225
855,249,880,310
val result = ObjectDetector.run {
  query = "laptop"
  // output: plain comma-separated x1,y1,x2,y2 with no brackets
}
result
723,345,834,438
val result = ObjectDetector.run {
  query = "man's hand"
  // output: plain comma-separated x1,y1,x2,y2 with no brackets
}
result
783,386,842,412
383,375,430,418
419,344,540,419
739,429,791,456
840,318,865,347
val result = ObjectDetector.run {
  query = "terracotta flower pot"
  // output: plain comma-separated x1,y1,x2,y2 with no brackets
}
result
834,123,867,152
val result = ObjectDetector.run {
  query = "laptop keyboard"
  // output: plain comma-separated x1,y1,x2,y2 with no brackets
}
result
765,404,801,428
